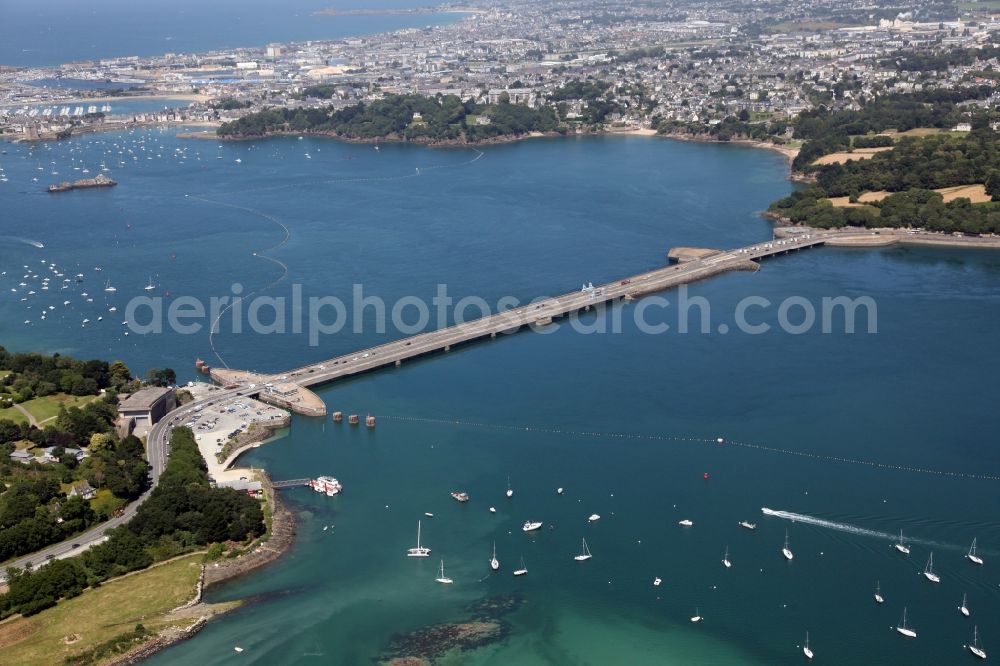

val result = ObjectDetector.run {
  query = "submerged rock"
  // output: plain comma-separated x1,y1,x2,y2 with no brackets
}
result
378,595,524,664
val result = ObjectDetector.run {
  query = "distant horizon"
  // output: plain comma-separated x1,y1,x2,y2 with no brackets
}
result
0,0,460,67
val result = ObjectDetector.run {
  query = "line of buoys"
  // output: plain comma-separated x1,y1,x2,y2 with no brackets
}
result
186,195,291,369
374,415,1000,482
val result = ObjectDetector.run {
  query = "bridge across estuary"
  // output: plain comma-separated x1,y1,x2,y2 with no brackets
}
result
212,234,826,414
2,234,827,571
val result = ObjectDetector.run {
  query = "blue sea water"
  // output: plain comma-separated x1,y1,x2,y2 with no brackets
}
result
1,0,466,67
1,130,999,665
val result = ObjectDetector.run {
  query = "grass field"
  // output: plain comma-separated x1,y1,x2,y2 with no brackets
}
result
827,184,990,207
0,407,28,425
882,127,948,138
0,394,99,426
812,147,893,166
0,554,210,665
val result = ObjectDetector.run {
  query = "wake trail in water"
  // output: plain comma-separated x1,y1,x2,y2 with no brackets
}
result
760,508,964,551
0,236,44,248
185,195,290,369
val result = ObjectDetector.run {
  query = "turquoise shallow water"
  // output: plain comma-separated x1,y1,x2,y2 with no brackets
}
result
1,130,999,665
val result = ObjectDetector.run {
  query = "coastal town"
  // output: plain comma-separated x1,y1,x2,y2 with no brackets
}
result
2,0,1000,142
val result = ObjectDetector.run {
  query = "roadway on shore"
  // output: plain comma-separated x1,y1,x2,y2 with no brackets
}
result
1,387,243,579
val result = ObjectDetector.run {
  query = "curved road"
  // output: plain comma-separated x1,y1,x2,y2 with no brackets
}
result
2,389,243,578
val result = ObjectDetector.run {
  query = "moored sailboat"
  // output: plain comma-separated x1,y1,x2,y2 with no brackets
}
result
407,520,431,558
923,552,940,583
490,542,500,571
782,530,793,561
574,538,592,561
896,607,917,638
435,560,453,584
894,529,910,555
969,625,987,660
968,538,984,566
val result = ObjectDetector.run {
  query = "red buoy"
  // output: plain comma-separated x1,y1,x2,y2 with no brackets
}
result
703,472,710,480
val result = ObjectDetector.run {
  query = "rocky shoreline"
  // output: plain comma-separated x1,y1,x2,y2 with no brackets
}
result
215,414,291,467
202,469,297,587
191,127,572,147
107,470,297,664
107,617,211,666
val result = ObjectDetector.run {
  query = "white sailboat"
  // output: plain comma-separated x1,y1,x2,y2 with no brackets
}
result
923,552,940,583
722,545,731,568
103,279,116,293
490,542,500,571
874,580,884,604
896,607,917,638
782,530,793,561
969,626,987,660
574,538,593,561
435,559,453,584
960,592,971,617
803,631,814,660
894,529,910,555
407,520,430,557
144,276,156,291
506,476,513,498
690,607,702,623
968,538,984,565
513,556,528,577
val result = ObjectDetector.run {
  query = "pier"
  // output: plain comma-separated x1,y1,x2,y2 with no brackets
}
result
212,234,826,415
271,478,313,489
